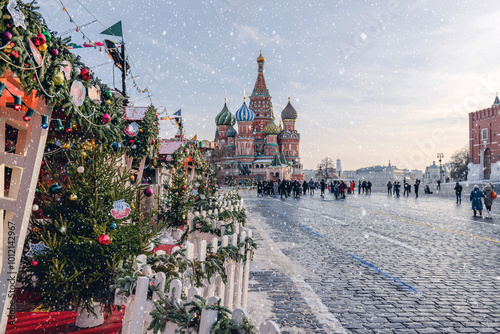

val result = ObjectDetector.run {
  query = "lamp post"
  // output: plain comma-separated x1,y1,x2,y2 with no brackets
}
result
437,153,444,183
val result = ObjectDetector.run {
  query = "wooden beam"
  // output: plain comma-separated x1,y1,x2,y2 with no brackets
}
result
0,151,25,168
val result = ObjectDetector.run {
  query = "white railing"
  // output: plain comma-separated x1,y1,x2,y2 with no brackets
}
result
117,202,278,333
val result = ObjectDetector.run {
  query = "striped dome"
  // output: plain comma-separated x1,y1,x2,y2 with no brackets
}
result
281,101,298,120
215,101,236,126
263,118,280,135
226,126,237,137
235,101,254,122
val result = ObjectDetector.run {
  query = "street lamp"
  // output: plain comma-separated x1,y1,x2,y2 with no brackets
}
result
437,153,444,183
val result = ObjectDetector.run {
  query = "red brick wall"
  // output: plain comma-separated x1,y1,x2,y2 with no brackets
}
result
469,105,500,164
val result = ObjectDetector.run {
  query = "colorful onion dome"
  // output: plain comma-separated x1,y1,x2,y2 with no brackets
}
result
257,50,265,63
215,100,236,126
281,99,298,120
226,126,237,137
263,118,280,135
235,99,254,122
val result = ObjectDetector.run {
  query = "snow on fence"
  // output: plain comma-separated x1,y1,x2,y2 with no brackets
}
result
117,204,280,334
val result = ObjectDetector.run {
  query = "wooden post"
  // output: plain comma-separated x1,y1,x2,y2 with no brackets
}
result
0,75,50,332
225,233,238,309
242,229,252,309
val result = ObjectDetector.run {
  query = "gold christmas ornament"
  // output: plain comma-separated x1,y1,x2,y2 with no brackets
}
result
129,175,135,181
69,194,77,201
38,43,48,52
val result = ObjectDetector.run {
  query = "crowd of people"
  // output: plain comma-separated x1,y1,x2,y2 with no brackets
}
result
468,183,496,218
256,179,368,199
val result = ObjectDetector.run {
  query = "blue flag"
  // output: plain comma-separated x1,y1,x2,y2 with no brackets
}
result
173,109,181,117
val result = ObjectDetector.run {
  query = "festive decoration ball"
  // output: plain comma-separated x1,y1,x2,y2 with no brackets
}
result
81,152,87,157
49,183,62,194
105,90,112,98
52,72,64,85
31,260,38,266
77,166,84,173
139,129,143,133
131,145,137,149
32,227,38,233
182,185,186,190
51,48,59,56
72,123,77,129
144,187,153,197
106,99,111,105
38,43,47,52
101,113,111,124
3,31,12,40
4,45,12,53
69,194,77,201
32,204,39,212
41,161,45,166
109,222,117,230
80,68,91,81
42,30,51,41
129,175,135,182
98,234,111,245
152,138,156,144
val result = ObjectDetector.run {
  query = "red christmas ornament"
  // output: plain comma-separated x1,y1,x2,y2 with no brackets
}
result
80,68,91,81
129,139,134,145
102,113,111,124
31,260,38,266
51,49,59,56
182,185,186,190
34,33,46,46
98,234,111,245
3,31,12,41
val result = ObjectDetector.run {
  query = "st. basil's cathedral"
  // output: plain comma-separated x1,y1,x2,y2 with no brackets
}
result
214,51,303,183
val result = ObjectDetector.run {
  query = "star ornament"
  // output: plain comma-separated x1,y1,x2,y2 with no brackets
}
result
26,241,50,258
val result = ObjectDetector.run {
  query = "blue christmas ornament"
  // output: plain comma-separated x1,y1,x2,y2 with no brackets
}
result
109,222,117,230
49,183,62,194
111,142,118,150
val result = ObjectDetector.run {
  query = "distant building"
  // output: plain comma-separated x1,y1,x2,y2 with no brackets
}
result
468,95,500,181
214,51,303,183
344,162,407,187
423,161,440,184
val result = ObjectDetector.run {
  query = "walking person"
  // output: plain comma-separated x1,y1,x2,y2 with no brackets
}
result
454,181,463,204
320,179,326,197
387,181,393,196
302,180,308,195
470,185,484,217
403,182,409,197
279,180,288,199
414,180,419,198
257,181,263,197
482,183,496,218
309,179,315,195
437,179,441,191
273,180,279,198
358,180,361,194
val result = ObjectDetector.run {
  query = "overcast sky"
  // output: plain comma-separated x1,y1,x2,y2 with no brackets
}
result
38,0,500,171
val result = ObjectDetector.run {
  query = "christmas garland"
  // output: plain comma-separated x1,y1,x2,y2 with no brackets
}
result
0,0,127,143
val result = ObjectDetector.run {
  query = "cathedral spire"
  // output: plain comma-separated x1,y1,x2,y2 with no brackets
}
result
252,51,269,96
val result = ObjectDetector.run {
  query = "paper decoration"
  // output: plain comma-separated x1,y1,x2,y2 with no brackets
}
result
29,39,44,68
60,61,72,80
7,0,27,30
124,122,140,137
111,199,131,219
124,106,148,120
26,241,50,258
70,80,86,106
88,85,101,104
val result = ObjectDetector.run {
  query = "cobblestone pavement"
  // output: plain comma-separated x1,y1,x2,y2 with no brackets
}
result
244,190,500,334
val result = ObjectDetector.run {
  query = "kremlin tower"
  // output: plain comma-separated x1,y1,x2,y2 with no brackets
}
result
214,51,302,182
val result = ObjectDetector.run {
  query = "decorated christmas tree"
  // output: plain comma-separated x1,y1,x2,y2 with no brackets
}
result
18,146,162,316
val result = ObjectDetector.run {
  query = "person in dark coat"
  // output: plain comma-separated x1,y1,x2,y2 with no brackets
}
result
257,181,263,197
309,179,315,194
470,185,484,217
414,181,419,198
320,179,326,197
302,180,308,194
387,181,393,196
358,180,361,194
279,180,287,199
454,182,463,204
482,183,494,218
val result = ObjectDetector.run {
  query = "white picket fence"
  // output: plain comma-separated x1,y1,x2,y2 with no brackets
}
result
117,203,280,334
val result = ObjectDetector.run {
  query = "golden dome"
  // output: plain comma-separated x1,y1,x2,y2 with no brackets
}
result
257,50,265,63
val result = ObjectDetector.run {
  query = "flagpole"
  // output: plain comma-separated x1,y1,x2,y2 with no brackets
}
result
122,40,127,106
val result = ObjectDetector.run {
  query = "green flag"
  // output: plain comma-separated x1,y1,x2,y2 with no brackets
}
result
100,21,122,37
